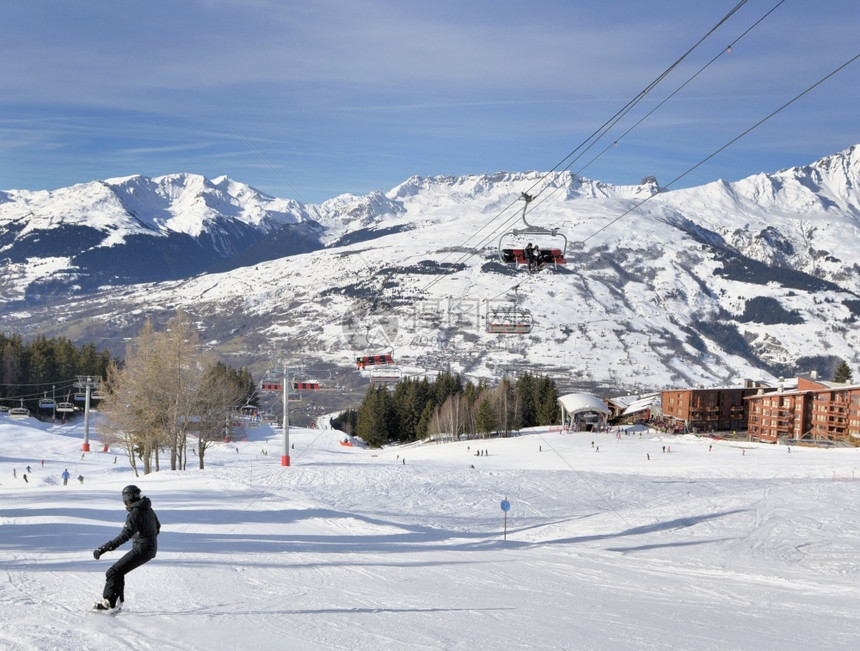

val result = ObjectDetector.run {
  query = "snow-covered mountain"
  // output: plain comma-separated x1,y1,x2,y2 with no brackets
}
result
2,145,859,394
0,173,323,295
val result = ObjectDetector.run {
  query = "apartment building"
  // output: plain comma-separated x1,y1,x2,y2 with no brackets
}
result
747,376,860,444
661,385,761,432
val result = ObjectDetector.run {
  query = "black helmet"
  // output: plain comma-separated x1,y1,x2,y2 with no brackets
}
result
121,485,141,506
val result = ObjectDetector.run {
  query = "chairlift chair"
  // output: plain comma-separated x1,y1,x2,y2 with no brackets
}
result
369,366,403,385
485,285,534,335
498,193,567,269
316,370,337,391
486,309,533,335
356,353,394,369
302,368,337,391
238,404,259,419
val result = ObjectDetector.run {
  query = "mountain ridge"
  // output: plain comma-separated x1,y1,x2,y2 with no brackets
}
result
1,145,859,394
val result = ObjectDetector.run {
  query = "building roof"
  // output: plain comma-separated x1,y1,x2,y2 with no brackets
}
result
558,393,610,415
746,380,860,400
622,393,661,416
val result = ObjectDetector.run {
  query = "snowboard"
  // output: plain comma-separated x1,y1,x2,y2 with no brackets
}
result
91,601,123,615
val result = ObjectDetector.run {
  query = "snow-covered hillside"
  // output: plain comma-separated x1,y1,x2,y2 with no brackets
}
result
1,415,858,650
1,146,859,393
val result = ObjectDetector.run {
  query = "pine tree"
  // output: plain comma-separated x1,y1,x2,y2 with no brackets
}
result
833,360,853,384
356,386,391,447
515,372,537,428
475,394,498,437
535,376,560,425
416,401,434,440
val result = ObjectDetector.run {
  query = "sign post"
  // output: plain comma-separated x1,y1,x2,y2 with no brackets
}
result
500,498,510,540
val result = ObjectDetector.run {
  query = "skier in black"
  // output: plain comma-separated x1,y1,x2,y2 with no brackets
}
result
92,485,160,610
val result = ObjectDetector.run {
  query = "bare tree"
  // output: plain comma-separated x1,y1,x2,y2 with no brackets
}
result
429,393,469,443
193,364,246,469
99,310,247,474
99,320,166,475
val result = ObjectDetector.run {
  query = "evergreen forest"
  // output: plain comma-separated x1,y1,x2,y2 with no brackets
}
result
331,371,560,448
0,333,115,410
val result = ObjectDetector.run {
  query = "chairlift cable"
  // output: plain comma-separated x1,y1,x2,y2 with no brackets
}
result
421,1,806,300
422,42,858,344
531,0,752,188
580,51,860,245
529,0,787,213
424,0,753,281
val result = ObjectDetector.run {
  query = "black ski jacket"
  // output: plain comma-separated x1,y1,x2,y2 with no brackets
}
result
108,496,161,556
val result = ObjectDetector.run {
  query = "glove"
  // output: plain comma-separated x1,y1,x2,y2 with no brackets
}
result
93,544,110,560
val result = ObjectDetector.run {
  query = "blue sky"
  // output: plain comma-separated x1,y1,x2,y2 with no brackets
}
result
1,1,858,203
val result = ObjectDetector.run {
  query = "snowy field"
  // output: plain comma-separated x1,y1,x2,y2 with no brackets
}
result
1,415,859,651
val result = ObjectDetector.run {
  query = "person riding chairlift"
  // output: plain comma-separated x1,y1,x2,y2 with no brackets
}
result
525,242,541,271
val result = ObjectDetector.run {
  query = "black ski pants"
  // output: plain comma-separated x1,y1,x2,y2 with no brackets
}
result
103,548,155,604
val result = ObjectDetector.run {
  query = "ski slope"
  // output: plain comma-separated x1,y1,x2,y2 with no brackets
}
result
1,415,858,650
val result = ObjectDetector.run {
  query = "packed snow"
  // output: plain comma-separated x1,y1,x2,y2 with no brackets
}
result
1,414,859,650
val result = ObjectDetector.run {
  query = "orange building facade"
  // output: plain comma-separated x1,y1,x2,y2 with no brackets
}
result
661,387,759,432
746,379,860,444
745,390,812,442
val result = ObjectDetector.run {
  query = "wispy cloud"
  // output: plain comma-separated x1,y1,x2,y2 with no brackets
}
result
1,1,858,201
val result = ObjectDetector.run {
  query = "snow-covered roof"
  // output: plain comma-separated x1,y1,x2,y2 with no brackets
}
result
606,394,640,409
622,393,661,416
557,393,610,415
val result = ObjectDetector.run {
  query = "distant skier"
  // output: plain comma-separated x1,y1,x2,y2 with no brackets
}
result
92,485,161,611
62,468,70,485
